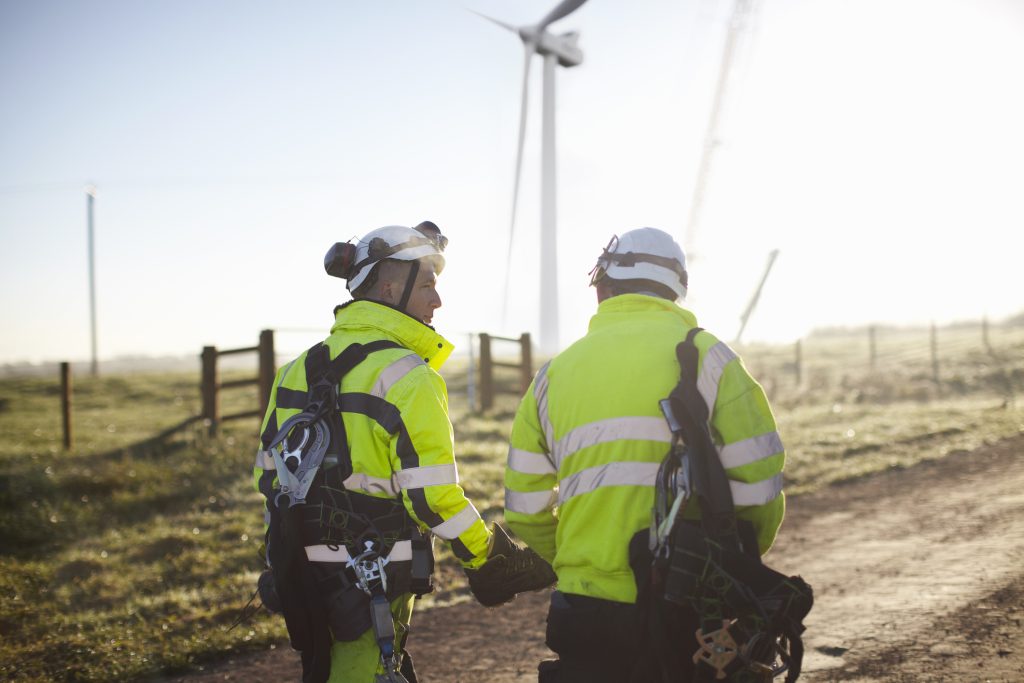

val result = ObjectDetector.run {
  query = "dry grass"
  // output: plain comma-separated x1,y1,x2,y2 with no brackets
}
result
1,323,1022,680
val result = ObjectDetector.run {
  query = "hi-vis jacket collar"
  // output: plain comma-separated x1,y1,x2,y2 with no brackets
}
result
588,293,698,333
331,300,454,371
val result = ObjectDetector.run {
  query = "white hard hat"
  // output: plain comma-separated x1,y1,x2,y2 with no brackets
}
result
324,222,448,292
589,227,688,300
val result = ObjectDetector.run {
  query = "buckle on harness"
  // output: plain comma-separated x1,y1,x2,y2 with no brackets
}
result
349,541,390,596
348,544,410,683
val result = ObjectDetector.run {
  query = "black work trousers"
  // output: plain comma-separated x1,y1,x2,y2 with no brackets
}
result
538,591,643,683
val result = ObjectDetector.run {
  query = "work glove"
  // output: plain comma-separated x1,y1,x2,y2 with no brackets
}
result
464,523,557,607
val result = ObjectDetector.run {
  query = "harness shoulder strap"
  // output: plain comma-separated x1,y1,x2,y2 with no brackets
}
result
667,327,738,542
321,340,402,387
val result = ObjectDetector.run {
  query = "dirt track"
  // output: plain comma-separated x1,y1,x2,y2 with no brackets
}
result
168,434,1024,682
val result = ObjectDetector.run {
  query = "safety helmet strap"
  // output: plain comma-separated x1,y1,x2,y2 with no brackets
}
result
397,259,421,311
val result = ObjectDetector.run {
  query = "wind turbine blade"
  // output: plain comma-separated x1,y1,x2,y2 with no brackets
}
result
536,0,589,32
501,44,535,328
467,8,518,34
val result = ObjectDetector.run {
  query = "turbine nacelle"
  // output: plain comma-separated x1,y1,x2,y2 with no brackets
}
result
520,28,584,67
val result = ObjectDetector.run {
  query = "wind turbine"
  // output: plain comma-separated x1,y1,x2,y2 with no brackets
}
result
475,0,588,355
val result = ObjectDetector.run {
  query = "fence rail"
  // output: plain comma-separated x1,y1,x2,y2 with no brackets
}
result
200,329,276,433
477,332,533,411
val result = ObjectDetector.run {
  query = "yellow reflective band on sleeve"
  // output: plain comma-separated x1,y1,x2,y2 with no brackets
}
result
371,353,425,398
343,472,400,497
558,462,659,504
553,416,670,469
507,447,557,475
430,501,482,540
505,488,558,515
719,432,784,469
534,362,555,451
395,463,459,489
731,473,784,506
697,341,737,411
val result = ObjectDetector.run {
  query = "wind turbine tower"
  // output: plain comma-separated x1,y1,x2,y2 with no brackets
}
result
476,0,588,355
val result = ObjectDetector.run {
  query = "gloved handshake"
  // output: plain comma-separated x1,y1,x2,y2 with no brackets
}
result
464,524,557,607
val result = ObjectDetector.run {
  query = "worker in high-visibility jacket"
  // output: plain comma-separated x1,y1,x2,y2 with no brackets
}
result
255,222,554,683
504,227,786,683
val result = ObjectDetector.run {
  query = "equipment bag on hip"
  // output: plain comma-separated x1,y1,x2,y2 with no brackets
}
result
633,328,813,683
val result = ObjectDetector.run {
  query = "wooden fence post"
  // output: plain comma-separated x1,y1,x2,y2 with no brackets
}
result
258,329,276,418
982,316,990,351
467,333,477,412
201,345,219,433
519,332,533,395
794,340,802,387
60,362,73,450
868,325,877,370
930,322,939,385
479,333,494,411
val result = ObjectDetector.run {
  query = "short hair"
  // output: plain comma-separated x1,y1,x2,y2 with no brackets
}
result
603,276,678,301
351,259,413,299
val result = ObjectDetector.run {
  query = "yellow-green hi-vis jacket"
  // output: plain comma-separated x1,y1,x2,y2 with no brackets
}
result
505,294,786,603
254,300,490,568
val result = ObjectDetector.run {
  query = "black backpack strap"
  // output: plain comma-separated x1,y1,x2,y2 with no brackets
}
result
666,327,739,543
310,340,403,488
320,340,402,388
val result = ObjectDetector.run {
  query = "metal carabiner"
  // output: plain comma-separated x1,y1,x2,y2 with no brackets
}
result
349,542,390,595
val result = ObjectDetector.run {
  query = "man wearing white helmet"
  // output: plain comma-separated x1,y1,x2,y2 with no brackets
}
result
255,221,555,683
503,228,787,682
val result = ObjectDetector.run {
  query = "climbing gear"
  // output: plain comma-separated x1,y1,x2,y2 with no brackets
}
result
588,228,689,300
344,542,410,683
634,327,813,683
260,339,435,683
464,523,556,607
324,222,448,295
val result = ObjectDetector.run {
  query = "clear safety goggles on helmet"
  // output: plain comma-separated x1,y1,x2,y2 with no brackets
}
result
362,224,448,266
588,234,619,286
588,233,688,289
412,220,448,252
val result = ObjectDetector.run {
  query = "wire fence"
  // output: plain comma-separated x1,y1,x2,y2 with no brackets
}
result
737,319,1024,407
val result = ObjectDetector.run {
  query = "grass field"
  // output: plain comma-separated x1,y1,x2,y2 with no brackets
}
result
1,323,1022,681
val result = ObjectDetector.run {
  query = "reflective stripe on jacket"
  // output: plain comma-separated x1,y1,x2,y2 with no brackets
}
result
254,300,490,568
504,294,786,603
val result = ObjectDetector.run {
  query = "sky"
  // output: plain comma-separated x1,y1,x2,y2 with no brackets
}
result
1,0,1023,364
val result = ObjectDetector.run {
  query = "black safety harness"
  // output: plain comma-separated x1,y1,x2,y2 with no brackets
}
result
259,340,433,683
631,328,813,683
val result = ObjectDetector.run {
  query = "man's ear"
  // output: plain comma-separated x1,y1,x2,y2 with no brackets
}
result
378,277,396,304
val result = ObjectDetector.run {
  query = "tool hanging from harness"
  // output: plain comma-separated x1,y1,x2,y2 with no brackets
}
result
632,328,813,683
258,340,434,683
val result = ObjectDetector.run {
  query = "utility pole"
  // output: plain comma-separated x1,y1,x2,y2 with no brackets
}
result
86,184,98,377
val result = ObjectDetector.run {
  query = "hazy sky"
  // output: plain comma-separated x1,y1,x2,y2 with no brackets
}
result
2,0,1022,364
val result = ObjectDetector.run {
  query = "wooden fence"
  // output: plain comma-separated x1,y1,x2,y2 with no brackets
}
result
477,332,533,411
200,329,276,433
59,330,276,448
